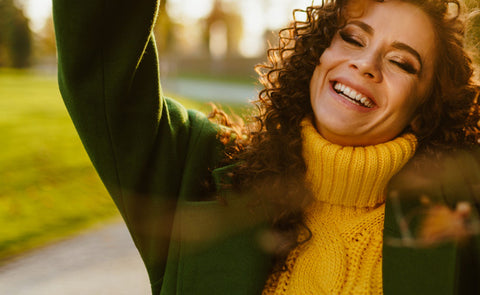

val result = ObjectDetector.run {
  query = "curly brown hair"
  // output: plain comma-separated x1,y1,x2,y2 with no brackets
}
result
405,0,480,150
215,0,480,257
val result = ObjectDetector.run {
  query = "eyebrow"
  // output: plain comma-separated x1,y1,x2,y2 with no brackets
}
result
391,42,423,70
347,20,424,71
348,20,374,35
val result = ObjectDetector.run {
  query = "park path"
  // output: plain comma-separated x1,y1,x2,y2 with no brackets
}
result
162,77,258,103
0,220,151,295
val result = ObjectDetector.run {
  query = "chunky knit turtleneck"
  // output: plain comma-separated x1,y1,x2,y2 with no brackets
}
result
263,118,417,295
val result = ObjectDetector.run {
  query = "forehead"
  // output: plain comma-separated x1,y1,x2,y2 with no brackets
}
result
345,0,437,66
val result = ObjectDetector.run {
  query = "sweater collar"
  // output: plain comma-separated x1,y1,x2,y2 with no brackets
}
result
301,118,417,207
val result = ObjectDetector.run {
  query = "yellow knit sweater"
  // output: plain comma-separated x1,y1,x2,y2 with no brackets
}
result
263,119,417,295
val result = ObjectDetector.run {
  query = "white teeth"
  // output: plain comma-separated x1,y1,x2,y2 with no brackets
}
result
345,88,352,98
333,82,373,108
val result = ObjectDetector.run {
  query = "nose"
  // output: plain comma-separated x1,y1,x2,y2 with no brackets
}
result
350,51,383,83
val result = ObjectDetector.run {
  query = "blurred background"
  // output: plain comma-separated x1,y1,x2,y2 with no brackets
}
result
0,0,319,293
0,0,479,294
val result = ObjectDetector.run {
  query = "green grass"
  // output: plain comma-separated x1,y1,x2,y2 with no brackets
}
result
0,68,244,262
0,69,119,260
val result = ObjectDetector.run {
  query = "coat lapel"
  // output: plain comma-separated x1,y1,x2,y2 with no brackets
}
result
383,197,459,295
383,149,480,294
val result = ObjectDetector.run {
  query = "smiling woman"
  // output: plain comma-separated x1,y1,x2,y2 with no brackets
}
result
310,1,437,146
52,0,480,294
247,1,480,294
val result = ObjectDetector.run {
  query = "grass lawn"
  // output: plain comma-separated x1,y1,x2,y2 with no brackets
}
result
0,68,118,261
0,68,245,262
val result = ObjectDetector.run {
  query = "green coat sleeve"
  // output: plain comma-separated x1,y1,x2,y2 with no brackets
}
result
53,0,225,288
53,0,171,203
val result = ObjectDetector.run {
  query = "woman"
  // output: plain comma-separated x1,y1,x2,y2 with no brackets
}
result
52,0,480,294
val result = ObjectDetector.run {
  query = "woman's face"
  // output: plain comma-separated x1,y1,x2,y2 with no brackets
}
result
310,0,437,146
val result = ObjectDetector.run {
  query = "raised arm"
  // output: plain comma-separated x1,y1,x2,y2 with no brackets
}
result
52,0,208,211
54,0,162,199
52,0,204,286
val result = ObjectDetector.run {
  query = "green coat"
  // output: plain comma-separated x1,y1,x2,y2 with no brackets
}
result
52,0,480,294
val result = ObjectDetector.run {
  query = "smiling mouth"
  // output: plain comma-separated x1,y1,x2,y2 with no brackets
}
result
333,82,375,108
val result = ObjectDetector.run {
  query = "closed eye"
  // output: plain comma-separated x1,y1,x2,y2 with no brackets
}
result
339,31,364,47
390,60,418,75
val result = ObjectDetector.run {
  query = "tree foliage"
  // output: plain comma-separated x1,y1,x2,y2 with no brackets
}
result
37,15,57,58
464,0,480,68
0,0,32,68
154,0,173,54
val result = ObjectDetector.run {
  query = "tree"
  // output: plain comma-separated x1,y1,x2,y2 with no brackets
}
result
9,7,31,67
154,0,174,54
36,15,57,59
465,0,480,68
0,0,32,67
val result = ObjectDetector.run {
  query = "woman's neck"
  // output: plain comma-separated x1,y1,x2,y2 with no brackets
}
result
301,118,417,207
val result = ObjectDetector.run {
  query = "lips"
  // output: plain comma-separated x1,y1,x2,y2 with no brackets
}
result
333,82,375,108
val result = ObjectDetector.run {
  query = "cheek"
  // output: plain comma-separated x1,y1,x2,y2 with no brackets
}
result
386,60,435,112
319,43,343,64
319,48,331,64
379,75,422,128
311,47,344,96
391,80,424,121
310,66,323,96
387,73,420,102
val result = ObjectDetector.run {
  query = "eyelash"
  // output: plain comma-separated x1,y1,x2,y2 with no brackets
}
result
339,31,364,47
390,60,417,74
339,30,418,75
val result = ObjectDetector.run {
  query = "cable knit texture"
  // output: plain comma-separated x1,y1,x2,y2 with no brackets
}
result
263,118,417,295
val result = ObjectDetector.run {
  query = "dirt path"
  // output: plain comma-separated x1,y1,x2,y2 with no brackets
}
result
0,220,151,295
